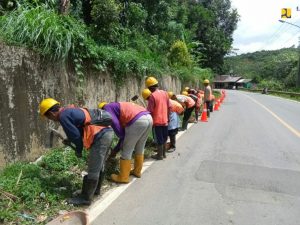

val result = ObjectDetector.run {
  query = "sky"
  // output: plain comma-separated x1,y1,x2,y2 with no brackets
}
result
231,0,300,55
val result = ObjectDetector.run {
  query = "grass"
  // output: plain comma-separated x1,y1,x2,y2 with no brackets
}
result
0,4,213,87
0,136,156,224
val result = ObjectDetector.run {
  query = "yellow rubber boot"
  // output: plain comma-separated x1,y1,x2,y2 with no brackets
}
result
111,159,131,183
130,154,144,178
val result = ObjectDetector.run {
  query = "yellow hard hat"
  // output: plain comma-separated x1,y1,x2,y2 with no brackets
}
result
98,101,107,109
39,98,60,116
168,91,174,98
203,79,210,84
182,91,188,96
184,87,190,91
145,76,158,88
142,89,152,100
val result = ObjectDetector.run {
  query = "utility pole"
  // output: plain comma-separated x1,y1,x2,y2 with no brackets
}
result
279,20,300,88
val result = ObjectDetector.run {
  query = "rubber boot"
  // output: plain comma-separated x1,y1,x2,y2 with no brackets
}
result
163,144,166,158
111,159,131,183
67,175,98,206
130,154,144,178
151,145,163,160
94,170,105,195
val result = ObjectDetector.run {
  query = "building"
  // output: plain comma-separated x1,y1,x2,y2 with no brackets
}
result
213,75,242,89
236,78,253,89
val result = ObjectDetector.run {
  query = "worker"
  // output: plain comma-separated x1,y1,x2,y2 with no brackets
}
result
182,90,199,123
203,79,212,117
188,88,202,122
98,101,152,183
170,92,195,130
143,76,170,160
184,87,190,92
167,93,184,152
39,98,113,206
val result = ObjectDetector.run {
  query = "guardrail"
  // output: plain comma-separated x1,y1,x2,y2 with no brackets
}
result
241,88,300,98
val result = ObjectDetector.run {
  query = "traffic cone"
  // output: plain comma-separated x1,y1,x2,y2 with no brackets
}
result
220,95,224,103
214,99,219,111
200,104,208,122
217,99,221,108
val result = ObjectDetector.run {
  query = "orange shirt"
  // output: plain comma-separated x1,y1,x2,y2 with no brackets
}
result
170,100,184,114
148,90,169,126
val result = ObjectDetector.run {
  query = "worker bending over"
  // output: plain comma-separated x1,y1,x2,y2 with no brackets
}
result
39,98,113,206
170,93,195,130
167,97,184,152
99,102,152,183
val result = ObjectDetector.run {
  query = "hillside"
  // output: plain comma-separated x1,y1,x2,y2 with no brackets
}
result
224,48,299,90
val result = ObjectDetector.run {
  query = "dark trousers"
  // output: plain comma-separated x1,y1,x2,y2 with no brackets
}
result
182,106,195,129
168,128,178,148
154,126,168,145
205,101,211,117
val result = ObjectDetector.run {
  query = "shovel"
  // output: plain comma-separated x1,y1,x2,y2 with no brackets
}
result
49,128,76,150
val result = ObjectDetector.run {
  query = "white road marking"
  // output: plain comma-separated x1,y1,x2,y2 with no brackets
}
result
244,94,300,138
88,123,195,222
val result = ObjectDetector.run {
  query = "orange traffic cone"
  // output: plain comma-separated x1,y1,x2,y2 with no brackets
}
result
214,99,219,111
220,96,224,103
200,104,208,122
217,99,221,108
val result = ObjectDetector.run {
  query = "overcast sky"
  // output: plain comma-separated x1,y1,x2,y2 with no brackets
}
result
231,0,300,55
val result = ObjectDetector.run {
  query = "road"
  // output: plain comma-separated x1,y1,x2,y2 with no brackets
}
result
92,90,300,225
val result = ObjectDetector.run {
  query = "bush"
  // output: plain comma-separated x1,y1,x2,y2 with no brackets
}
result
168,40,192,66
258,79,284,90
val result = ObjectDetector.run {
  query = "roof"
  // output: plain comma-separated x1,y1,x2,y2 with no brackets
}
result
214,75,242,83
237,79,252,83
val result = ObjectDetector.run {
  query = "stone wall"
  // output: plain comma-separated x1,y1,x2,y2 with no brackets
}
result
0,43,184,167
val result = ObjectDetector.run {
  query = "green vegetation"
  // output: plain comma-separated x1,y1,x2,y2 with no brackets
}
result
0,0,239,86
0,148,85,224
0,137,157,224
224,48,300,91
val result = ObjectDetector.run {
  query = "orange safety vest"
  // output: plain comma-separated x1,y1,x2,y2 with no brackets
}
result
80,108,106,149
170,99,184,114
185,96,195,109
151,90,169,126
119,102,147,127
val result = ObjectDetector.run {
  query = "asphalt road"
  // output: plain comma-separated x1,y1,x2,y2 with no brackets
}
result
92,90,300,225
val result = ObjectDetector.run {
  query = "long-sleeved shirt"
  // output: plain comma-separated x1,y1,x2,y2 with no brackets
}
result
59,107,110,154
104,102,149,152
59,108,85,154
